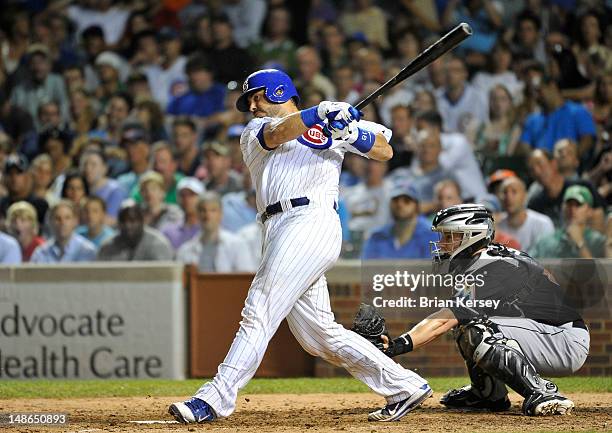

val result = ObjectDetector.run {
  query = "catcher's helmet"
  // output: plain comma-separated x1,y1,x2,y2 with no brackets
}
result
430,203,494,266
236,69,300,112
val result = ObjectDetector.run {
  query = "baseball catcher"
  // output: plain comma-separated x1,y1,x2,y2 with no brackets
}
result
353,203,590,416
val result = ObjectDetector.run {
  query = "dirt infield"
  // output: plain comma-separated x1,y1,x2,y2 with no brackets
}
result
2,392,611,433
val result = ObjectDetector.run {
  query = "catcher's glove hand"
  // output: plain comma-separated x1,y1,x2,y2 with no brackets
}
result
351,303,389,351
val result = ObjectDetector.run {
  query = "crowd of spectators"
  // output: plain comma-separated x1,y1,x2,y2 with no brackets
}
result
0,0,610,270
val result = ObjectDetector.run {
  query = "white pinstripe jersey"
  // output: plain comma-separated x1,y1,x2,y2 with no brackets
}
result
241,117,392,213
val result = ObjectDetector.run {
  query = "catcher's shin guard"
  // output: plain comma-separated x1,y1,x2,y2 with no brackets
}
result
455,321,562,411
465,360,508,402
441,348,509,411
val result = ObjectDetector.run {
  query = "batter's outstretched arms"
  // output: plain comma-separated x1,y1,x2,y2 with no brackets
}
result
255,96,393,161
246,90,392,160
257,99,350,148
236,69,392,160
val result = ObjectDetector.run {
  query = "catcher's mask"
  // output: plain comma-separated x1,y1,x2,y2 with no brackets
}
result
430,204,495,268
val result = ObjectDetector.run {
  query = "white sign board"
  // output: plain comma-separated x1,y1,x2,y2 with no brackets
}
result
0,263,186,379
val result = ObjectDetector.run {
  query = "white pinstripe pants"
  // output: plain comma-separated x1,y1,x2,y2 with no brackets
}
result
195,206,428,417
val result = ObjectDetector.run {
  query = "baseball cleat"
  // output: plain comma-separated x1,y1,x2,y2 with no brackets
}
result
440,385,511,411
522,393,574,416
368,383,432,422
168,397,216,423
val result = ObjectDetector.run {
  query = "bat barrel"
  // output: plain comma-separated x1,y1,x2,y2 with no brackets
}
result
355,23,473,110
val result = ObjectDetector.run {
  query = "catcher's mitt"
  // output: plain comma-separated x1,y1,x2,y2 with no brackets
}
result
351,303,389,351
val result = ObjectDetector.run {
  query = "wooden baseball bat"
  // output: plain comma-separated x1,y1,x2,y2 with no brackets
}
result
355,23,473,110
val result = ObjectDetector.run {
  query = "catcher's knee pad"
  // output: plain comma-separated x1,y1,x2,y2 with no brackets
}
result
455,320,497,362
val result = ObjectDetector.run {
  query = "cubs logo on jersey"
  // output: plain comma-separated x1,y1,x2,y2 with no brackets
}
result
297,123,332,149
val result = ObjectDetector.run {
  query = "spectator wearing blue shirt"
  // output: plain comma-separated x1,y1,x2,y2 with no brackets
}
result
0,232,21,264
80,149,127,225
76,196,116,248
441,0,502,55
116,123,152,198
162,177,205,250
31,200,97,263
167,54,226,120
362,184,437,260
519,71,596,159
339,153,366,188
222,188,257,232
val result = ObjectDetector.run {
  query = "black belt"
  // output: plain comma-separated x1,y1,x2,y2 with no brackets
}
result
261,197,310,223
572,319,588,331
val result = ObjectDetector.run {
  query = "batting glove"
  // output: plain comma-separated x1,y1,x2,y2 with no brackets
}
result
301,101,362,128
318,101,361,122
326,118,358,141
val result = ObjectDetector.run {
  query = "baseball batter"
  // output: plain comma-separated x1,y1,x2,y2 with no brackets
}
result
169,69,431,423
363,204,590,416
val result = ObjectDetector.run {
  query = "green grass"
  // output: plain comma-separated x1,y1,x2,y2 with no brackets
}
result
0,377,611,399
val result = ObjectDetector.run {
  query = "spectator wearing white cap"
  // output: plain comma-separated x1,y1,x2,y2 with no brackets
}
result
161,177,205,250
95,51,130,107
177,192,257,272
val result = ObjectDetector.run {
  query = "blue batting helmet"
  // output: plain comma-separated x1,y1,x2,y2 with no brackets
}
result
236,69,300,112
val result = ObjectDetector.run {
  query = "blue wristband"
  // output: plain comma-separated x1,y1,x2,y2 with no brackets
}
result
351,128,376,153
300,106,321,128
